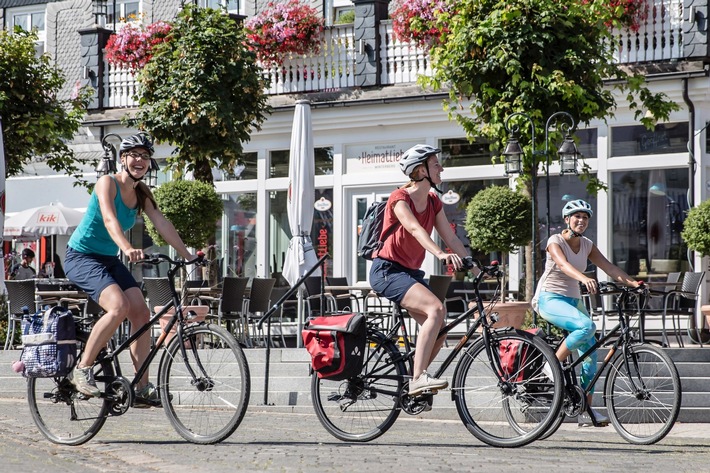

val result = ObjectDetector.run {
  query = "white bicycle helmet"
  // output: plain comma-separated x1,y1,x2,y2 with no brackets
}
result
562,199,593,218
399,144,441,176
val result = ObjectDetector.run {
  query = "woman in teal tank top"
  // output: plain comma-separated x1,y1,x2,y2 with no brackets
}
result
65,133,194,405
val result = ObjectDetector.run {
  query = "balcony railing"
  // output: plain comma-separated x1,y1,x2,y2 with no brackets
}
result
611,0,684,63
102,0,685,109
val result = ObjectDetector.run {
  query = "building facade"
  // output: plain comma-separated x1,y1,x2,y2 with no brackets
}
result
1,0,708,301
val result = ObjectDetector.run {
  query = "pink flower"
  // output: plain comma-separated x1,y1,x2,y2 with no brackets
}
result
582,0,648,32
105,20,173,72
245,0,324,67
391,0,454,49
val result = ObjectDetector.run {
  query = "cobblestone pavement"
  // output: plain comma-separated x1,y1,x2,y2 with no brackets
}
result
2,398,710,472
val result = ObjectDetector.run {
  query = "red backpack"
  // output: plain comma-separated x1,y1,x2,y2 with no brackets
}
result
302,313,366,380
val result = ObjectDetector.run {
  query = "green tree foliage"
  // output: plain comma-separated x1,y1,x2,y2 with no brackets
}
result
465,185,532,255
424,0,678,189
0,29,91,182
146,179,223,249
135,5,271,183
465,185,531,300
682,199,710,258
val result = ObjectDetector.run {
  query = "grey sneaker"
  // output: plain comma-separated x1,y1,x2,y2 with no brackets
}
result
70,365,100,397
409,371,448,396
134,382,162,408
578,408,610,427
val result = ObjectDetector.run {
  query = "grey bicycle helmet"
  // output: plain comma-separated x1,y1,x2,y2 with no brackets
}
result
399,144,441,176
119,133,155,156
562,199,593,218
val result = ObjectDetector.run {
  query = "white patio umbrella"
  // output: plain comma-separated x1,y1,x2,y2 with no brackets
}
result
4,203,85,267
282,100,320,348
4,203,84,238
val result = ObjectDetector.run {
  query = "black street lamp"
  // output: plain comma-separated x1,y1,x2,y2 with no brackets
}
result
542,112,579,239
502,111,579,298
97,132,160,188
97,133,121,178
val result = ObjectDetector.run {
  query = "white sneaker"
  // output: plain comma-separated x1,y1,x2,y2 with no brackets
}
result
541,361,555,381
409,371,448,396
578,408,610,427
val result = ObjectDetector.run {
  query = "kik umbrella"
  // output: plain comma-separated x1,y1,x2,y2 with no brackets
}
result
281,100,320,348
4,203,84,238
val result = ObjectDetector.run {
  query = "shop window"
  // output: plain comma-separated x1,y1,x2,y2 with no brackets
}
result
611,168,689,276
223,152,258,180
437,179,508,270
269,188,334,278
439,174,597,277
269,147,334,178
575,128,597,159
225,193,257,278
439,138,493,168
610,122,688,157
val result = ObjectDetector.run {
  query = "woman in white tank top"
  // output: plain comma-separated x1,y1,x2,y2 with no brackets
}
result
534,199,639,427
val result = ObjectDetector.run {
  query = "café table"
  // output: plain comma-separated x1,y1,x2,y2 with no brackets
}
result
324,285,374,312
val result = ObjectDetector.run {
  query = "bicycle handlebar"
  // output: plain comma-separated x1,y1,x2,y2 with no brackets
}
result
596,281,648,296
140,251,206,267
461,257,502,280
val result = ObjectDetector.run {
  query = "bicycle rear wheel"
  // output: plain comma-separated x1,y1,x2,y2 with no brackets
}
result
159,323,250,444
27,338,112,445
453,329,563,448
311,330,406,442
605,343,681,445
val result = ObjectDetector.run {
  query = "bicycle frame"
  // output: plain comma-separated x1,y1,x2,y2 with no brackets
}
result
555,287,647,398
95,257,205,392
374,266,508,383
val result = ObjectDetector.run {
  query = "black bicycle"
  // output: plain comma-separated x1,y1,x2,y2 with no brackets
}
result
534,282,682,445
310,258,564,448
26,253,251,445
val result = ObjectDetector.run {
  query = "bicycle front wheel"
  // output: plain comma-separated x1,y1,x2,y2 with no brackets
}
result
605,343,681,445
159,323,250,444
27,342,112,445
453,329,564,448
311,329,406,442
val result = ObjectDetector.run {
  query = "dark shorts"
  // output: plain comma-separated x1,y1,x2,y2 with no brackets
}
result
64,247,139,303
369,258,429,304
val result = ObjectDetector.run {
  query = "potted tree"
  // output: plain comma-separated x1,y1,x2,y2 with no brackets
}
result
680,198,710,342
464,185,532,328
146,179,223,329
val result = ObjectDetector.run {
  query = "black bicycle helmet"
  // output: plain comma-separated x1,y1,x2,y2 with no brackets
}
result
118,133,155,184
119,133,155,156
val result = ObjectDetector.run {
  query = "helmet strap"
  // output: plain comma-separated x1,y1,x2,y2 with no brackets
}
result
423,161,442,193
568,226,583,238
124,166,143,188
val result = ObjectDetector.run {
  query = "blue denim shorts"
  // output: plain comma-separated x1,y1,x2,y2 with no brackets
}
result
369,258,428,304
64,247,140,303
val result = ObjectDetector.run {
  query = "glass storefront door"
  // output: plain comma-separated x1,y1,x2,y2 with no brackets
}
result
351,188,393,284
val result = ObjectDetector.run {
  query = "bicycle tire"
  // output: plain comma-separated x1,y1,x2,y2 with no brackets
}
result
159,323,250,444
311,329,406,442
605,343,681,445
27,338,113,446
453,329,564,448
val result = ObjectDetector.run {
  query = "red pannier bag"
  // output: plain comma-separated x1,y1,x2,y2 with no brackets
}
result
498,328,545,384
301,313,366,380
